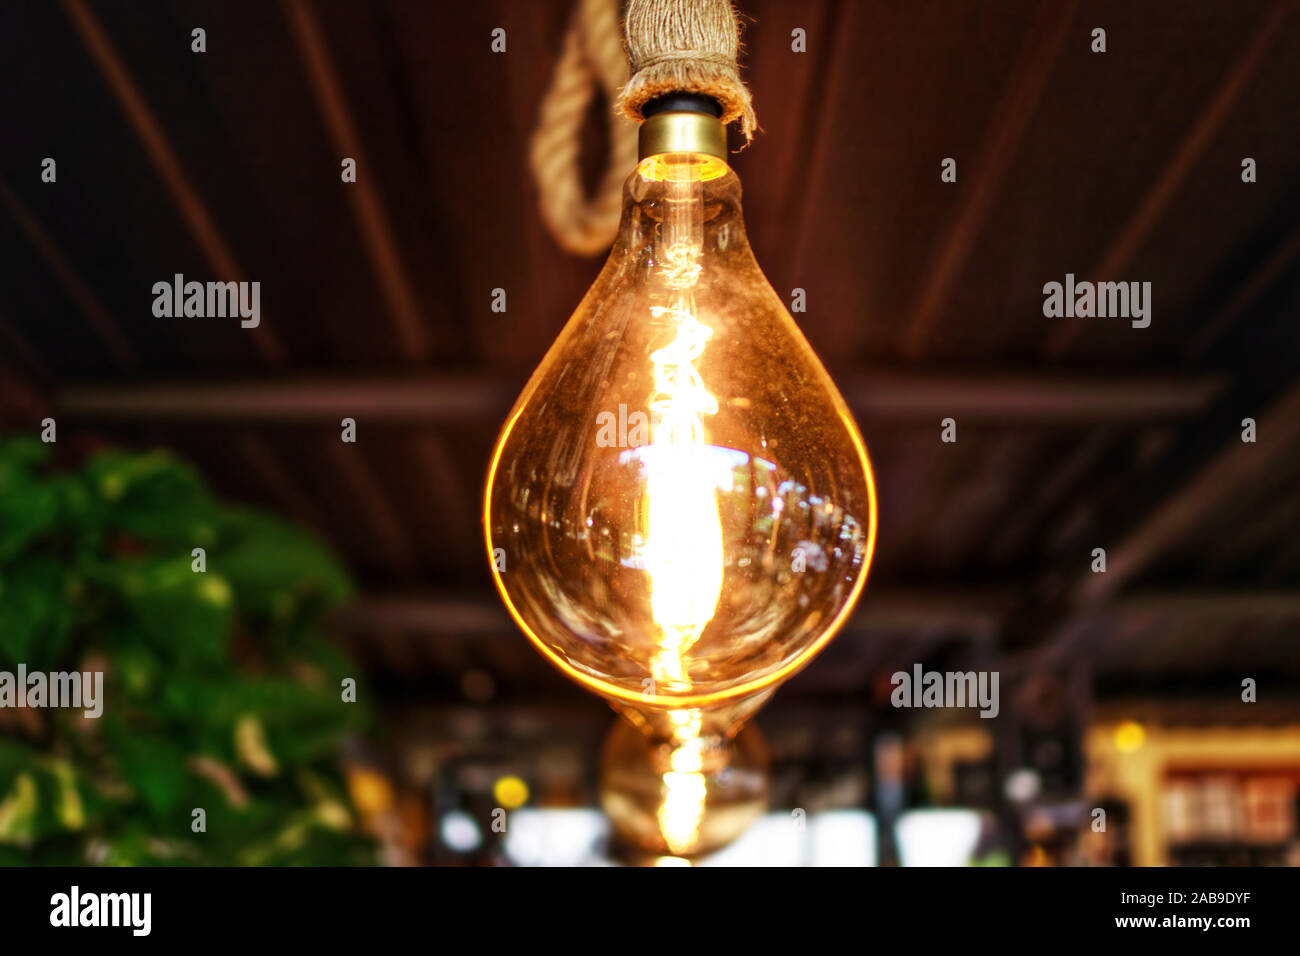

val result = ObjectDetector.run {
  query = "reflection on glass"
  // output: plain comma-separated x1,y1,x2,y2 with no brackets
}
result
486,148,877,856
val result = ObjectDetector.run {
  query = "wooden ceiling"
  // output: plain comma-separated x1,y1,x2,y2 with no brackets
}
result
2,0,1299,706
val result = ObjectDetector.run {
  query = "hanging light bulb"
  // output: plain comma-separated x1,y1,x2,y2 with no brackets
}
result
485,94,877,857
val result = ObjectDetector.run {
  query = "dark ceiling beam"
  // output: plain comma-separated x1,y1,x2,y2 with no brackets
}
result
785,0,854,282
412,432,478,553
280,0,431,362
341,587,1298,676
846,587,1008,638
1185,218,1300,360
1074,379,1300,606
1118,590,1300,621
333,594,513,636
0,310,51,381
1045,0,1290,359
59,0,285,364
1024,588,1300,673
56,370,1223,425
898,0,1075,358
332,588,1012,639
0,361,47,425
238,431,330,538
988,429,1110,563
0,177,138,369
325,439,418,571
839,371,1221,423
57,376,517,424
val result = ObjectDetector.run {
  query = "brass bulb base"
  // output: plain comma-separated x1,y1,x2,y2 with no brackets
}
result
638,111,727,161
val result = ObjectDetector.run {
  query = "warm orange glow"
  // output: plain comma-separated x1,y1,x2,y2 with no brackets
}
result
638,154,728,183
482,147,879,711
1114,720,1147,753
642,170,721,855
484,420,876,710
658,768,707,854
668,709,703,742
493,775,530,809
657,735,708,854
487,135,877,863
484,430,877,710
644,170,723,687
346,767,394,816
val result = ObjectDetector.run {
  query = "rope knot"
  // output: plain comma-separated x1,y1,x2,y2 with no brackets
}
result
618,0,757,138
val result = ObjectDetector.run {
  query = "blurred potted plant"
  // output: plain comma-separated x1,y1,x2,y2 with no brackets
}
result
0,437,376,865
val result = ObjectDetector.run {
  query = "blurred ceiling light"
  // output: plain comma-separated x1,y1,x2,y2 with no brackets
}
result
809,810,877,867
503,809,609,867
346,767,395,816
1004,767,1042,803
493,775,530,809
697,813,805,867
440,810,482,853
1114,720,1147,753
501,809,879,866
699,811,878,867
896,810,983,867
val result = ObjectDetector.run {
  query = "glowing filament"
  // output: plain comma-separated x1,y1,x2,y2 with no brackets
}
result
657,735,708,855
641,171,723,856
643,175,723,687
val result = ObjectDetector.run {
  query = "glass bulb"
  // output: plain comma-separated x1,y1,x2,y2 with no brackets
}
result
487,117,877,855
600,719,768,860
485,139,878,725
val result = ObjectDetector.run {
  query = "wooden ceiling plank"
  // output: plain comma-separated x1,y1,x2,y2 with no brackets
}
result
0,176,137,369
0,309,53,380
1121,591,1300,620
325,438,417,572
1045,0,1291,359
279,0,431,363
842,371,1221,422
1185,219,1300,360
333,588,1009,641
1024,587,1300,674
239,430,331,539
56,370,1221,424
988,429,1111,563
412,432,478,555
784,0,854,284
1073,377,1300,605
58,0,284,364
899,0,1076,358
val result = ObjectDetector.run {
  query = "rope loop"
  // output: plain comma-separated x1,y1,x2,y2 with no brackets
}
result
530,0,756,256
528,0,638,256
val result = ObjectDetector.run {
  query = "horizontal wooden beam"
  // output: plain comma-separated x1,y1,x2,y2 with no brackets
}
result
1117,589,1300,621
331,588,1011,639
58,376,518,424
839,371,1221,423
1027,589,1300,672
340,588,1300,638
344,589,1299,687
57,371,1222,425
1075,379,1300,605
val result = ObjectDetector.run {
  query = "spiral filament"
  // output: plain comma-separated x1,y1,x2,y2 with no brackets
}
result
643,171,724,689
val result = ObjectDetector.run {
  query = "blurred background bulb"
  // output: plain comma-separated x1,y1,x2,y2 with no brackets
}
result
486,106,878,855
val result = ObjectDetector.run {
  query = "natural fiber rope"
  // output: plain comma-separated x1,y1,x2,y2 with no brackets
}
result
635,51,737,70
618,0,756,137
530,0,756,256
529,0,638,256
